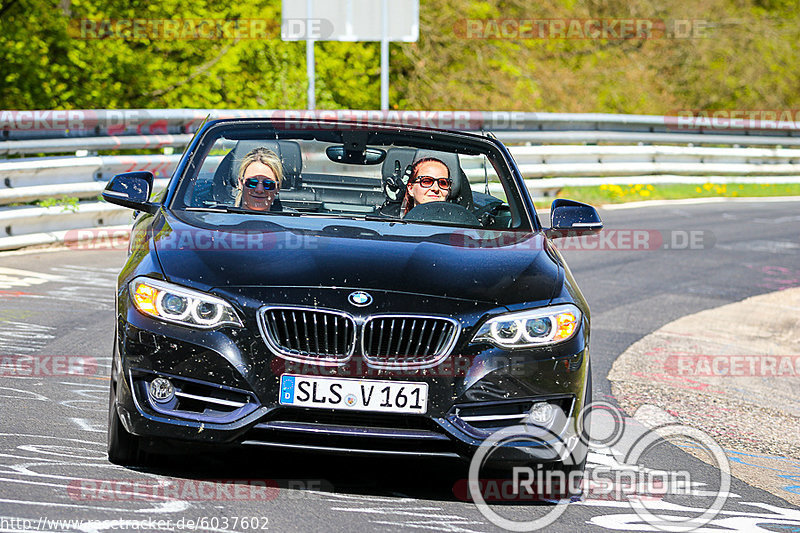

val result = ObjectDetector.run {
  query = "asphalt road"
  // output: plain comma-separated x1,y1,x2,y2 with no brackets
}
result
0,199,798,532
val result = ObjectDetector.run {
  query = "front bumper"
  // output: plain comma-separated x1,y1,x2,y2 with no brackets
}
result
114,291,590,465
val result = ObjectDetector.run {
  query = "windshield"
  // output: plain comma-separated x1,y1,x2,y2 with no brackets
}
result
171,121,532,231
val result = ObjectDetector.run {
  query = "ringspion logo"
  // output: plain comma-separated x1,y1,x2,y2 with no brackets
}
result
466,402,730,531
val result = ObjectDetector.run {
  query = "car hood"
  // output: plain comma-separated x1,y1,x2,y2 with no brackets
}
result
152,212,562,306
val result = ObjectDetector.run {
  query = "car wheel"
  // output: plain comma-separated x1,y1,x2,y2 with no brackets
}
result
107,367,143,466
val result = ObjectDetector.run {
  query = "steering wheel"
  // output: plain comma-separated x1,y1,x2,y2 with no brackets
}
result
404,201,481,227
471,200,504,227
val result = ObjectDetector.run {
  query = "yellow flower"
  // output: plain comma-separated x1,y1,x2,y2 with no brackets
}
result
695,187,702,193
640,190,651,197
635,184,643,191
647,184,654,190
732,191,738,196
703,182,713,191
600,184,608,190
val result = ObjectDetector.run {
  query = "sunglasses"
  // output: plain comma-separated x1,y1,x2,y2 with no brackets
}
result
413,176,452,190
243,176,278,190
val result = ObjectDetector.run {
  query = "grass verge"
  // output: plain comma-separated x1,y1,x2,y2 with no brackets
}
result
533,182,800,209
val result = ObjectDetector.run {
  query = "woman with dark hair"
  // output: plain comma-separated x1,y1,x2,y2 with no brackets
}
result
400,157,452,217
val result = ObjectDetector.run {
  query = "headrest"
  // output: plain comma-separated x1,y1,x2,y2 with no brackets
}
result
381,147,416,181
276,140,302,183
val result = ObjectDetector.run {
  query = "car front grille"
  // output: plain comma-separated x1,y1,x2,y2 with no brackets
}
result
362,315,459,368
259,307,356,365
259,307,460,368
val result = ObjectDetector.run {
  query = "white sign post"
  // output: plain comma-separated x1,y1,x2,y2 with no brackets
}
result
305,0,315,111
282,0,419,111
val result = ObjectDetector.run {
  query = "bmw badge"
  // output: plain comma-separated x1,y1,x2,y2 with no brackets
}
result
348,291,373,307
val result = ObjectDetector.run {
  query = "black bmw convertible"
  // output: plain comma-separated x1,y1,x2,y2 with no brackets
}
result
103,117,602,480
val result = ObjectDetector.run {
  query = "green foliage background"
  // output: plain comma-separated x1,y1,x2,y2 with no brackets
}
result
1,0,798,112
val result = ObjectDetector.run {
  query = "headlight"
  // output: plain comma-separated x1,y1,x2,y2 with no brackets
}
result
472,304,581,348
129,277,242,329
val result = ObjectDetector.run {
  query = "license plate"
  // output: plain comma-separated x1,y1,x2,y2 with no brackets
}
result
279,374,428,414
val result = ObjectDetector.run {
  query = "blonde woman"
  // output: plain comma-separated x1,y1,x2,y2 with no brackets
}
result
235,147,284,211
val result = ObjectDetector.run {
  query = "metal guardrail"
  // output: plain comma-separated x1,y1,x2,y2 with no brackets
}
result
2,109,800,251
4,146,798,208
9,129,800,156
3,109,800,140
0,134,193,156
0,180,170,251
493,131,800,147
1,202,134,236
0,154,180,189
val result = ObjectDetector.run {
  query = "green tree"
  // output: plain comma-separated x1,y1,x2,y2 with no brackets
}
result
2,0,799,113
0,0,381,109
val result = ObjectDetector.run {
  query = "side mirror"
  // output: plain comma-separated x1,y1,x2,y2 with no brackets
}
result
101,171,159,214
545,199,603,239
